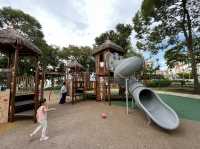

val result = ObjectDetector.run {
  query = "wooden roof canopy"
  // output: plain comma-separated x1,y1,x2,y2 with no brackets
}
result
92,40,125,56
0,29,42,56
66,61,85,71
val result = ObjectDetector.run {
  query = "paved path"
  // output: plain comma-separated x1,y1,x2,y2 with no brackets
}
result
1,101,200,149
155,90,200,99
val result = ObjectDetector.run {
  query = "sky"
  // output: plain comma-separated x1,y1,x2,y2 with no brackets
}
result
0,0,142,47
0,0,167,70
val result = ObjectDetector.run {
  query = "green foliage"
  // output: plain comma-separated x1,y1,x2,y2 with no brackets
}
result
133,0,200,90
59,45,95,72
0,7,44,43
17,57,35,76
124,48,142,58
142,74,164,80
141,0,162,18
41,44,60,68
145,79,171,87
0,7,95,75
177,72,193,79
0,7,61,75
95,23,132,52
164,42,187,68
0,55,7,68
44,86,61,90
164,38,200,68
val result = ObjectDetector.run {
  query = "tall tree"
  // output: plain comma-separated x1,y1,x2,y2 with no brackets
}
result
59,45,95,72
164,37,200,68
95,23,132,52
133,0,200,91
0,7,44,44
41,44,60,69
0,7,60,73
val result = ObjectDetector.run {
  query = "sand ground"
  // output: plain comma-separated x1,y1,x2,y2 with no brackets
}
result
0,100,200,149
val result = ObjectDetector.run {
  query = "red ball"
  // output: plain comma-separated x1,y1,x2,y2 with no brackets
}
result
101,112,107,119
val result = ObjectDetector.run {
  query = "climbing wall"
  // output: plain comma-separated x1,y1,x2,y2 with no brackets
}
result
0,89,10,123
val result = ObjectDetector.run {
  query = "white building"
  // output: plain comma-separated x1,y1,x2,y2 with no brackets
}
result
167,62,190,79
197,63,200,81
155,70,171,78
167,62,200,80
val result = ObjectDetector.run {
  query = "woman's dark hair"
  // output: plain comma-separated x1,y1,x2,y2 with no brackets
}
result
40,98,46,104
63,82,66,85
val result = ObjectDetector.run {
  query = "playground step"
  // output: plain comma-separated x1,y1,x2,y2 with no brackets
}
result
15,110,34,117
15,100,34,107
15,99,34,113
15,93,35,102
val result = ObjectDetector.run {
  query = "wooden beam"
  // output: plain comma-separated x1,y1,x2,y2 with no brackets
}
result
40,66,45,101
34,58,39,122
108,76,111,106
9,46,19,122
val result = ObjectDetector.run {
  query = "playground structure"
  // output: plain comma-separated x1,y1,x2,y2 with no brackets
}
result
0,29,43,122
66,61,89,104
93,40,179,130
44,70,66,104
0,29,179,130
93,40,125,104
45,71,66,88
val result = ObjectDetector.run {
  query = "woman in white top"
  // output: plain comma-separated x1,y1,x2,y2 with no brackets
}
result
59,82,67,104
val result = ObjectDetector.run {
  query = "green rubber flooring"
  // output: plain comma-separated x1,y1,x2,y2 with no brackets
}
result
112,94,200,121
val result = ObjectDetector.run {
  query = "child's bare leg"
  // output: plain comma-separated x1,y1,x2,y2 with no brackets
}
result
42,127,47,138
30,124,41,136
40,120,48,140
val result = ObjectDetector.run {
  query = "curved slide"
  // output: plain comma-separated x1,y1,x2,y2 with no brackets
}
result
106,54,180,130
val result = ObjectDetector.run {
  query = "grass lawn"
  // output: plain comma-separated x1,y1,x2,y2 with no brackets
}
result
112,94,200,122
153,87,200,95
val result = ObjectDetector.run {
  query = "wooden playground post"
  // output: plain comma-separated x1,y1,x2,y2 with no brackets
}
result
66,62,85,104
40,66,45,101
72,72,75,104
34,59,39,122
108,76,111,105
9,46,19,122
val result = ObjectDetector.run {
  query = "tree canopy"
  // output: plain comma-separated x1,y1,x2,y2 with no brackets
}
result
59,45,95,72
133,0,200,90
0,7,44,44
0,7,97,75
95,23,132,52
0,7,60,74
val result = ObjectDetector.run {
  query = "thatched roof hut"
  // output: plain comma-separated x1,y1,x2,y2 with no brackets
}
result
66,61,85,70
0,29,42,56
92,40,124,56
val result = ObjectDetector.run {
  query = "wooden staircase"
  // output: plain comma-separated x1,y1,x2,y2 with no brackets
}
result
14,94,35,119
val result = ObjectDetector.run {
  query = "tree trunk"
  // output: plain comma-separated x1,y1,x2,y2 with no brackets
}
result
182,0,199,91
187,38,199,91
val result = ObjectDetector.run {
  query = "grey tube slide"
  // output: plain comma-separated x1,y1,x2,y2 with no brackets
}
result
106,53,180,130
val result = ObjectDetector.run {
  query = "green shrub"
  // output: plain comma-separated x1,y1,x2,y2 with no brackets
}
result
44,86,61,90
177,72,193,79
145,79,171,87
